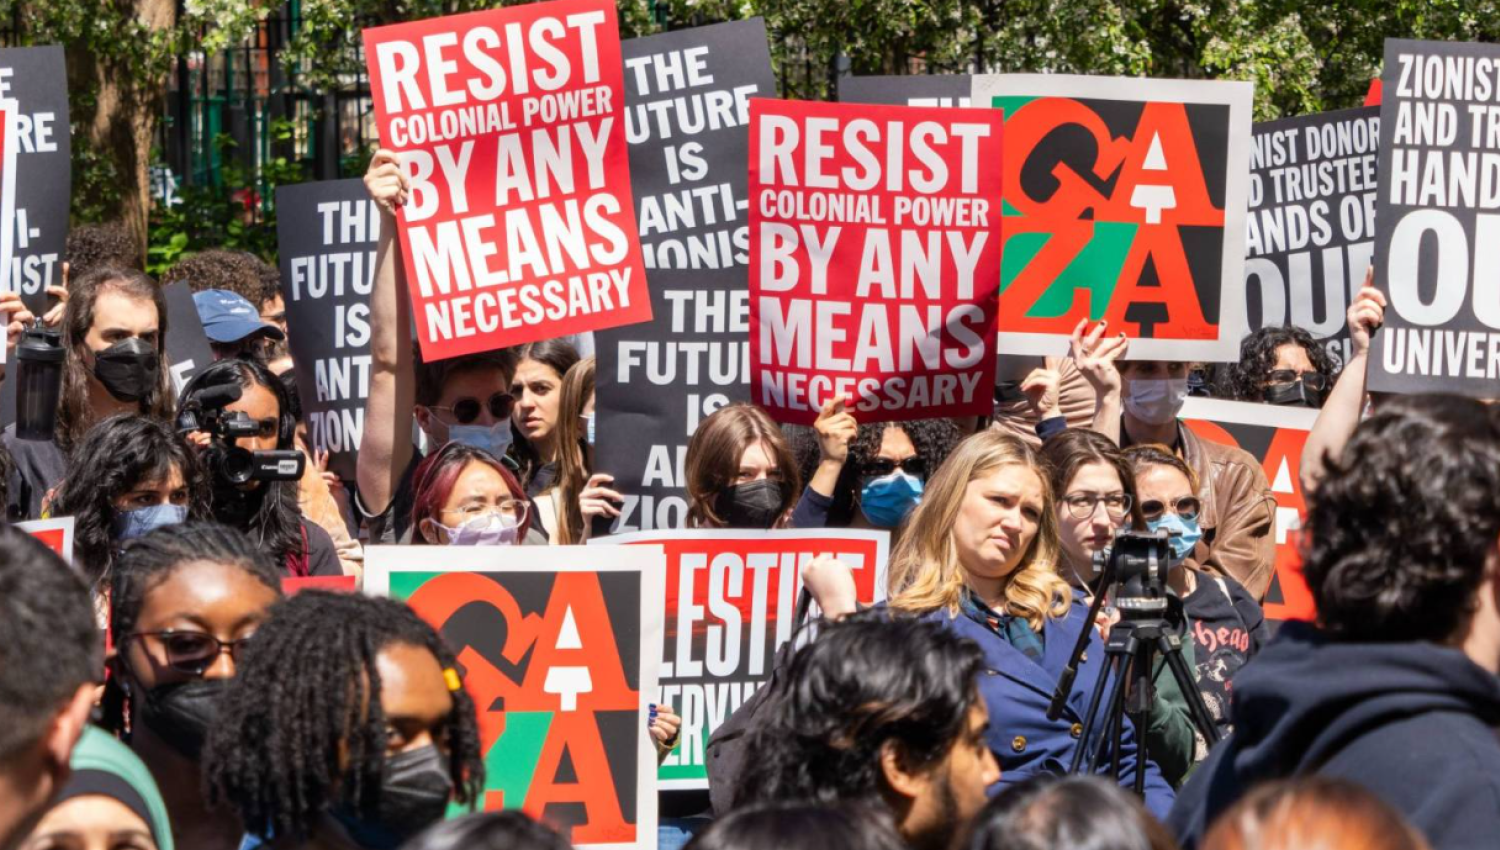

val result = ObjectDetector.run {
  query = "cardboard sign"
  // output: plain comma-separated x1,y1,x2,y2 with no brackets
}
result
162,281,216,395
0,46,67,313
594,528,889,788
1179,397,1317,622
1245,107,1379,365
365,545,664,849
275,179,378,483
971,74,1253,360
749,98,1004,425
838,74,972,108
363,0,651,362
1369,39,1500,396
18,516,73,565
592,20,774,534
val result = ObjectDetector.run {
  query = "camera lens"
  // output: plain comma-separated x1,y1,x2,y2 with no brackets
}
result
222,447,255,486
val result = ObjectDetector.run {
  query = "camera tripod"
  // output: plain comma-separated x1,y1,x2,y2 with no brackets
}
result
1046,538,1222,794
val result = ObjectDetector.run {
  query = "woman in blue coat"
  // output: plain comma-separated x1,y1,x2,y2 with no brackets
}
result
885,430,1175,819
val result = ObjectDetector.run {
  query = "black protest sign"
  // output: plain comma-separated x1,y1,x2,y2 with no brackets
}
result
838,74,972,107
275,179,377,484
1370,39,1500,395
592,20,774,533
0,46,67,311
163,281,215,395
1245,107,1379,366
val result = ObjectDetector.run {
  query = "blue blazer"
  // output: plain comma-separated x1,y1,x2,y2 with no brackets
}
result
932,596,1176,820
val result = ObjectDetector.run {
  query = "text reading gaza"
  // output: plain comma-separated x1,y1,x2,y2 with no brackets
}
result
372,11,611,147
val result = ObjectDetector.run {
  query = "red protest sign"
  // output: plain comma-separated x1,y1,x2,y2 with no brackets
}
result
363,0,651,362
748,98,1003,426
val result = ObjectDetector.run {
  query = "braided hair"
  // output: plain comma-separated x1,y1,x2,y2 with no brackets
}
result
204,591,485,841
99,521,282,735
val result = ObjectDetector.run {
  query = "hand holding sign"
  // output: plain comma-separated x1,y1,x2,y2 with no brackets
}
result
1069,318,1130,396
813,395,857,465
801,554,859,621
1020,365,1062,421
0,288,34,354
364,149,409,212
1348,268,1386,360
580,471,624,521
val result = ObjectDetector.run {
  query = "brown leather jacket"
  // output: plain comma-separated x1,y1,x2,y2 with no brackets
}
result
1178,424,1277,601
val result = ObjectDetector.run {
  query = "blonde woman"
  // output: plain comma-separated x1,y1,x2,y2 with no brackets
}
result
885,430,1173,816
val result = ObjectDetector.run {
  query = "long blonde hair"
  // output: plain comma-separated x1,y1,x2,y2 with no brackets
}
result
889,430,1072,629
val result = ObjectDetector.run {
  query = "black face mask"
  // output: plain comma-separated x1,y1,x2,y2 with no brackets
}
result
332,745,453,850
714,479,786,529
137,678,228,760
1262,379,1323,408
92,337,159,403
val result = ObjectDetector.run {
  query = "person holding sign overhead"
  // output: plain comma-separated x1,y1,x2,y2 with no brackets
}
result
358,150,524,545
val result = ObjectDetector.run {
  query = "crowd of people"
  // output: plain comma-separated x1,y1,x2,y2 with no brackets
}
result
0,151,1496,850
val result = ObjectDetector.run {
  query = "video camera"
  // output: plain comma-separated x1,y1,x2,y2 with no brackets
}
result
1092,529,1174,617
176,384,304,485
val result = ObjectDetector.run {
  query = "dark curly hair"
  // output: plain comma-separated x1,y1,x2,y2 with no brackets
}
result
962,775,1176,850
687,803,907,850
50,414,212,588
162,249,265,303
734,609,986,809
99,521,281,735
1222,326,1339,402
66,222,140,281
786,419,962,526
1302,394,1500,642
204,590,485,841
402,810,571,850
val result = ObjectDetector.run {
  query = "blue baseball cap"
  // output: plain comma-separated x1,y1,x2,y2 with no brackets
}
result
193,289,286,344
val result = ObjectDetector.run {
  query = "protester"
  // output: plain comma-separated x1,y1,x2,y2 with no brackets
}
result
685,403,801,529
884,429,1174,816
193,290,285,363
1202,776,1431,850
204,591,485,850
734,611,999,850
1219,326,1336,407
1168,394,1500,850
1038,429,1196,787
399,812,570,850
963,774,1179,850
48,415,210,588
0,524,100,850
65,222,140,280
279,371,362,578
408,442,540,545
1085,325,1277,599
6,266,172,520
18,727,175,850
357,149,521,545
1300,270,1385,493
241,252,292,372
99,522,280,850
787,404,961,536
687,803,907,850
178,358,342,576
1122,444,1267,741
164,249,266,302
509,339,581,497
541,356,595,543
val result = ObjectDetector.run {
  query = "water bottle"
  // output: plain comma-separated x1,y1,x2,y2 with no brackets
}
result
14,322,65,441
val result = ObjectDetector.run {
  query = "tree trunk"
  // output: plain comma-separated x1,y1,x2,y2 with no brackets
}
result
63,0,176,266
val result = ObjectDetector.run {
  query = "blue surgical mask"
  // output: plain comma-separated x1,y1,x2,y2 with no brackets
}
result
1147,512,1202,565
584,412,596,447
433,511,522,546
112,503,189,542
859,470,925,528
448,421,513,458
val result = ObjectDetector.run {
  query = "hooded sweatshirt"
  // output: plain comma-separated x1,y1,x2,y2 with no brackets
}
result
1168,621,1500,850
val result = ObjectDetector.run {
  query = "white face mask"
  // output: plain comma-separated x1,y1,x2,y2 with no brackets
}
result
1125,377,1189,425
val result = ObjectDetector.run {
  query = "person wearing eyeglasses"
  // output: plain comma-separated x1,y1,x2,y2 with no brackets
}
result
407,442,543,546
357,149,524,547
179,359,343,577
1221,326,1338,409
48,415,211,592
1123,444,1268,748
1039,429,1197,787
100,522,283,850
